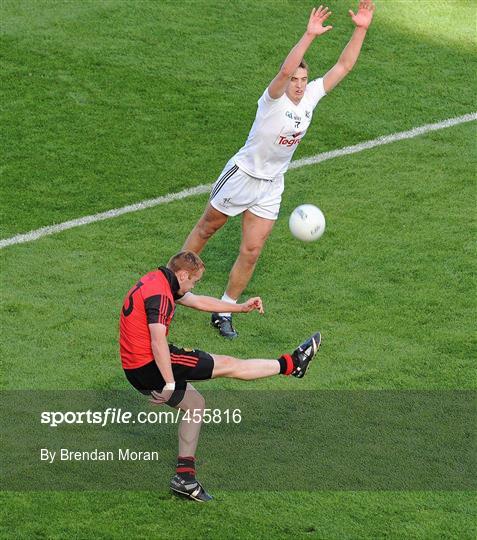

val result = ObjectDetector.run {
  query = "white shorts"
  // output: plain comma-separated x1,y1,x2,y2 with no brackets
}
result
209,159,284,220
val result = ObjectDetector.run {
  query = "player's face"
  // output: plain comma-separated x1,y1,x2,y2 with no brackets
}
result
286,67,308,105
178,268,204,294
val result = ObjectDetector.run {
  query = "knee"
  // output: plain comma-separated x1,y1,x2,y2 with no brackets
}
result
239,244,262,265
179,387,205,412
187,391,205,412
196,217,223,241
216,355,238,377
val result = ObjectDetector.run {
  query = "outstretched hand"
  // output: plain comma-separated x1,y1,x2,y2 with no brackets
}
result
349,0,375,29
307,5,333,36
241,297,264,315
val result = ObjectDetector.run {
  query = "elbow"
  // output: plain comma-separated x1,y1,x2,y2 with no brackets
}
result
279,66,293,79
339,62,354,74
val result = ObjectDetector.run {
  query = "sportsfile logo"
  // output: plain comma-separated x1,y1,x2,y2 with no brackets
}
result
40,408,242,427
277,131,303,147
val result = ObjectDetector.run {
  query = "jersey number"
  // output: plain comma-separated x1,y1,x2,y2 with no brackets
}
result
122,281,144,317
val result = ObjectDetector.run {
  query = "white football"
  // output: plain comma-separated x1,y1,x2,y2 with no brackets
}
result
289,204,326,242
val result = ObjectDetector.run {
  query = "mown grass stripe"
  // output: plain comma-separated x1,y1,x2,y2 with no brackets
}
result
1,112,475,250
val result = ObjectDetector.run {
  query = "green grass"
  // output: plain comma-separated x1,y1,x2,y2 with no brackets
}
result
1,0,475,237
1,491,475,540
1,0,476,538
1,123,475,391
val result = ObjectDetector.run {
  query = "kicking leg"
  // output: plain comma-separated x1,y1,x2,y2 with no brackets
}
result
212,354,280,379
211,332,322,380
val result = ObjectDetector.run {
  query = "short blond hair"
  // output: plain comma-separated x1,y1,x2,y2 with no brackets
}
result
167,251,205,274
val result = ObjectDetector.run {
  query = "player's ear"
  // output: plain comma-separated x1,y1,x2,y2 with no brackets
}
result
177,269,189,283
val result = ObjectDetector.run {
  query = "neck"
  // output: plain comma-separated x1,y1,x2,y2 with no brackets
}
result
287,93,302,106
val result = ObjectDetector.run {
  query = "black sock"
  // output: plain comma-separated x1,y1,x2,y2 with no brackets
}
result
176,456,196,480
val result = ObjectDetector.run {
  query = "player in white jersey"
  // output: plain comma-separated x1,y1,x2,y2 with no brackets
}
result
183,2,376,338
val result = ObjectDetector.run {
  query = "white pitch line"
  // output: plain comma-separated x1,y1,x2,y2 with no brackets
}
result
289,112,477,170
0,185,211,250
1,112,476,250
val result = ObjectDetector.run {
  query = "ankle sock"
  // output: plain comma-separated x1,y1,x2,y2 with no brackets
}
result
278,354,294,376
176,455,196,479
219,292,237,317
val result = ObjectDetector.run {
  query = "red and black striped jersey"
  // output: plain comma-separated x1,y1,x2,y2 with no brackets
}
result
120,267,183,369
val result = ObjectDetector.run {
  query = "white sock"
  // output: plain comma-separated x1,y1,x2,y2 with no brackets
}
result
219,292,237,317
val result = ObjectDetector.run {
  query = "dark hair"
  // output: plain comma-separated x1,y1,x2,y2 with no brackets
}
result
280,59,309,74
167,251,205,274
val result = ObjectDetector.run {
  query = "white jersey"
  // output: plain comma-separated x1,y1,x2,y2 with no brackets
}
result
234,78,326,180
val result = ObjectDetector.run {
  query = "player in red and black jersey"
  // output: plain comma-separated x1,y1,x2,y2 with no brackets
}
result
120,250,321,502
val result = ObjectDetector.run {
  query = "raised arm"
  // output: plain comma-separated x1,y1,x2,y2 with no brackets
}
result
178,293,264,314
268,6,332,99
323,0,375,94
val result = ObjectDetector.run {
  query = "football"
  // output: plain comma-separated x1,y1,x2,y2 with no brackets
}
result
289,204,326,242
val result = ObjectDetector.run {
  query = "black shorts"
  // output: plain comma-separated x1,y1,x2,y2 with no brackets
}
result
124,344,214,398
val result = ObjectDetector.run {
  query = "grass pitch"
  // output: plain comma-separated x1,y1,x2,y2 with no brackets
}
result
1,1,476,538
